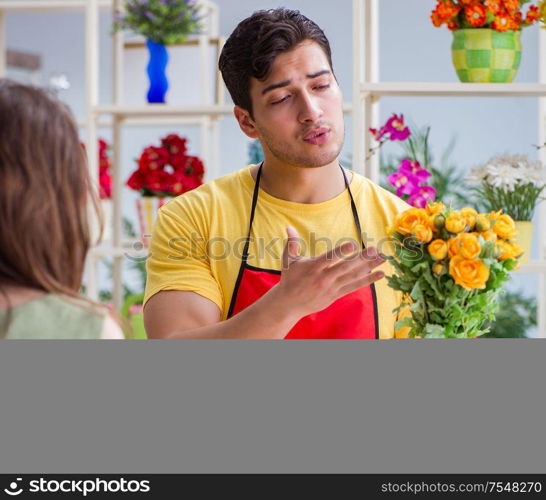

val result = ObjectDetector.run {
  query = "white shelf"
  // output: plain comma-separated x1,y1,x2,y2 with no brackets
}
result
360,82,546,98
93,104,233,119
93,102,353,119
0,0,111,13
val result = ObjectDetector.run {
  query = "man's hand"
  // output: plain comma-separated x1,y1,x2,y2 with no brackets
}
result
273,226,386,317
144,226,386,339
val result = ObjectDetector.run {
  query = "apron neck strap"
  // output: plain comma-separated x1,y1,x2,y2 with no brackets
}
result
243,162,364,262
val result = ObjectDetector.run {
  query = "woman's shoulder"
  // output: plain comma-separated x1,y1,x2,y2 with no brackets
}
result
1,293,116,339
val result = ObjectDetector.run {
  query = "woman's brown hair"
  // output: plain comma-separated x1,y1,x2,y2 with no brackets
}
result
0,79,101,305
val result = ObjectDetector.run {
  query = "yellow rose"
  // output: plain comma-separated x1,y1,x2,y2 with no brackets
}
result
475,215,491,232
445,212,466,234
496,240,524,261
426,201,446,216
488,209,503,221
492,214,518,240
447,235,461,258
510,242,524,259
458,233,481,260
428,239,448,260
460,208,478,229
433,262,445,276
413,224,433,243
481,230,497,242
393,208,429,236
449,255,490,290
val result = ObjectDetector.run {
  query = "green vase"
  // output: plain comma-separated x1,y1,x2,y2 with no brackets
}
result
451,29,521,83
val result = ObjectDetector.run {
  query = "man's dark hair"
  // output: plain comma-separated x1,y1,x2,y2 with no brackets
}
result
219,8,333,117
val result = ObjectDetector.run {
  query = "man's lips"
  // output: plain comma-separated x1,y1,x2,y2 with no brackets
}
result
303,127,331,145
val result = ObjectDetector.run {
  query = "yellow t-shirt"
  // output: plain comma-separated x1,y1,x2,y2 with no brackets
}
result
144,165,411,338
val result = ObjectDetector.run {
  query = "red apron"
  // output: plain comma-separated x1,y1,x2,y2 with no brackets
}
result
227,164,379,339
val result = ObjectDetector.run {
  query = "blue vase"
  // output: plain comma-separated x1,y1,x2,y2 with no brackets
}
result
146,39,169,103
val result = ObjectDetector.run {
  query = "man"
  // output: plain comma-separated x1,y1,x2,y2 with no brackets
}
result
143,8,410,339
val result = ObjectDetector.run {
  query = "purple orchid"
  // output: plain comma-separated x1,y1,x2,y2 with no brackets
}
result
407,185,437,208
399,159,431,183
388,171,419,197
383,114,410,141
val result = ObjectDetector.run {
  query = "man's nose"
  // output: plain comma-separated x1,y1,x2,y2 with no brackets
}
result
298,92,323,123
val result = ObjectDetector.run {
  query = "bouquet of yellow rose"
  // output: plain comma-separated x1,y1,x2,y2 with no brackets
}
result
386,202,522,338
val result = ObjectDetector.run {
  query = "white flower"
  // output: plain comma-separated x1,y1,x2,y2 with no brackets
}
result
466,165,488,183
521,162,546,187
486,163,520,190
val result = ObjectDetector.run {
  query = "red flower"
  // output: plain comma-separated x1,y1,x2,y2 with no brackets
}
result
447,18,459,30
99,172,112,198
526,5,540,23
465,4,487,27
182,174,203,191
161,134,187,156
126,170,146,191
492,12,517,30
170,154,205,178
138,146,170,173
146,170,173,193
169,172,187,195
485,0,502,15
99,139,108,155
126,134,206,196
502,0,520,13
186,156,205,178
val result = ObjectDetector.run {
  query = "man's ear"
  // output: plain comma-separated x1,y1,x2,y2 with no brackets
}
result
233,106,259,139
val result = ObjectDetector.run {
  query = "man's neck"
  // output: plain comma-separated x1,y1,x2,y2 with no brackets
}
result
249,158,351,204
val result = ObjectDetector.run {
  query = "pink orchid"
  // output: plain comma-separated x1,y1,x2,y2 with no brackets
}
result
388,171,419,196
399,159,431,183
407,185,437,208
369,126,387,141
384,114,410,141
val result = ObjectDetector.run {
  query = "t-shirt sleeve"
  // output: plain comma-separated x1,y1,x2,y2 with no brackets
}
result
143,202,223,311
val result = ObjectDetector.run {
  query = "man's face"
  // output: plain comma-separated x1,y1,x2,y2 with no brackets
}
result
246,40,344,169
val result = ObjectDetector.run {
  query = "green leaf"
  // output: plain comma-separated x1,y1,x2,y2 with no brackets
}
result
424,324,445,338
395,317,414,331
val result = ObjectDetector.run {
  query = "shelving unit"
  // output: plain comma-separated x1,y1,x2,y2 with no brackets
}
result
353,0,546,336
83,0,226,311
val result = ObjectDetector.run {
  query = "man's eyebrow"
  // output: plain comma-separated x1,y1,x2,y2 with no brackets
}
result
261,69,331,96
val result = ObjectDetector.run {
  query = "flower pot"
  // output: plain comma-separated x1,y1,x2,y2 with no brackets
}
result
136,196,171,247
451,29,521,83
514,221,533,265
146,39,169,103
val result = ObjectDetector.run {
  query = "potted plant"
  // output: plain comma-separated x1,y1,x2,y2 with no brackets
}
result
114,0,201,103
369,113,437,208
466,154,545,264
386,203,522,337
126,133,205,245
430,0,540,83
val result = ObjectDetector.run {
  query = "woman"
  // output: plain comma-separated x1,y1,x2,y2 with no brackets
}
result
0,79,123,339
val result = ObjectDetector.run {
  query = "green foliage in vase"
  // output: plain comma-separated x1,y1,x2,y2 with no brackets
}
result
114,0,202,45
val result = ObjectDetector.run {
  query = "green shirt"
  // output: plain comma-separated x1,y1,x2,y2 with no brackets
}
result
1,294,105,339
